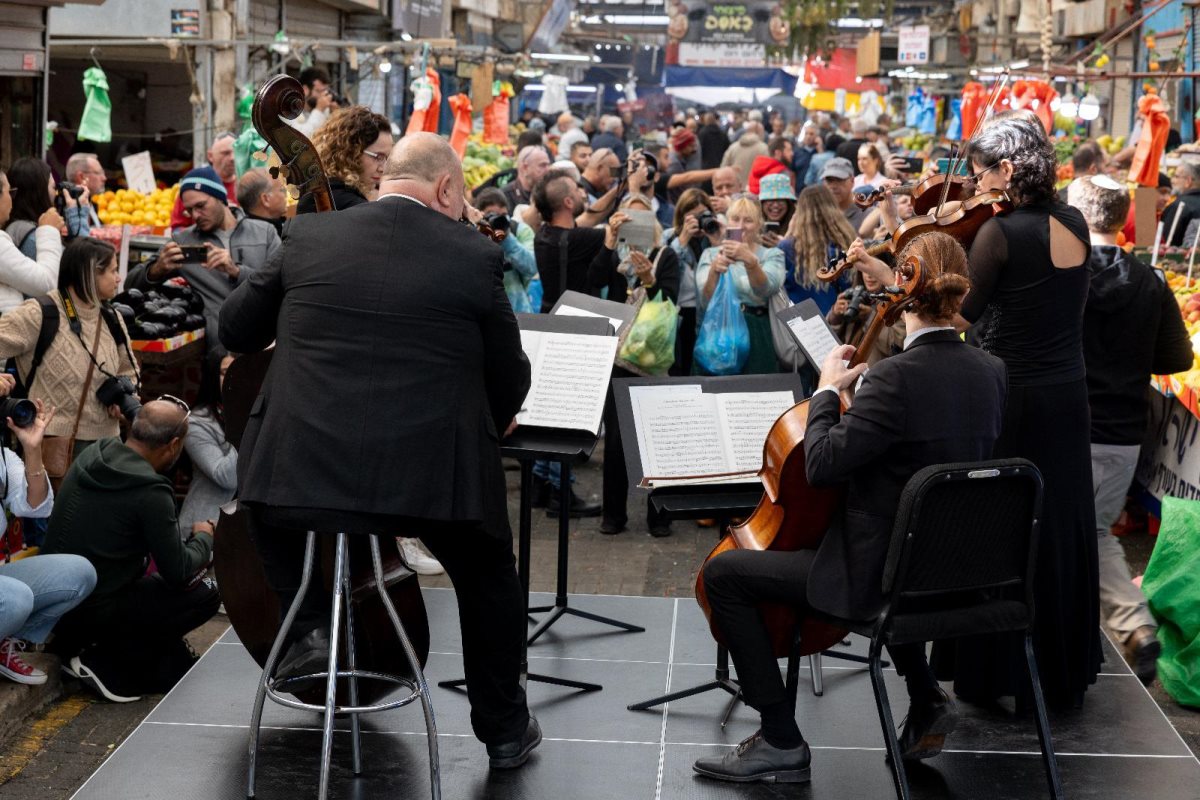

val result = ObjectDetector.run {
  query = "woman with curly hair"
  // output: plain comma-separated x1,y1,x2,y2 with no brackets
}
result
296,106,393,213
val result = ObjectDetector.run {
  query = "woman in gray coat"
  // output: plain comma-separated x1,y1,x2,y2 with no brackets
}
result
178,353,236,532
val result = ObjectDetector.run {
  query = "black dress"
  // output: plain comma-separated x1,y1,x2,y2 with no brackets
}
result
932,201,1102,708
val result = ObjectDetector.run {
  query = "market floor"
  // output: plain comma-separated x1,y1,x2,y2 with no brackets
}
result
0,452,1196,798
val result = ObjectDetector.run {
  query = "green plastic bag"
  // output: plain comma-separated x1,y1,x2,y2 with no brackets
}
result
234,85,268,178
1142,496,1200,707
78,67,112,143
617,296,678,376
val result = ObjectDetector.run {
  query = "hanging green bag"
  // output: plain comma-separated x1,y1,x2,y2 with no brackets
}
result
78,67,112,143
1142,496,1200,707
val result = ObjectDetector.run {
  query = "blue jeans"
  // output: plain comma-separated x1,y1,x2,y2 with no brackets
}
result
0,554,97,644
532,460,573,490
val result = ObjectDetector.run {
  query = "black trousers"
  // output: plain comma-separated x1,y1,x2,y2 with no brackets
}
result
53,574,221,695
249,511,530,746
702,548,931,713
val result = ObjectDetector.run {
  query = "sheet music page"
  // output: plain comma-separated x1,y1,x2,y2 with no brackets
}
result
628,384,702,476
634,392,728,477
787,313,841,367
553,304,626,335
714,391,798,472
516,332,618,433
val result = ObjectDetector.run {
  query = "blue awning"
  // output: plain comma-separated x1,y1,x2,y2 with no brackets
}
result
664,66,797,92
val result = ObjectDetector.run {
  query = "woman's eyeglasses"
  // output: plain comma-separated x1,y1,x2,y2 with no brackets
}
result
362,150,388,163
965,161,1002,189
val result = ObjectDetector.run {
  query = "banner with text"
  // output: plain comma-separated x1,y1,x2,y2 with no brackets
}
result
677,42,767,67
1137,391,1200,509
669,1,790,47
897,25,930,65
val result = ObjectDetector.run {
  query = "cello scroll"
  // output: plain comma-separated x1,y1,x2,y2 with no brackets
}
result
252,75,334,213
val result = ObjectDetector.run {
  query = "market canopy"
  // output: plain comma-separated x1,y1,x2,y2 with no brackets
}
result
663,65,797,106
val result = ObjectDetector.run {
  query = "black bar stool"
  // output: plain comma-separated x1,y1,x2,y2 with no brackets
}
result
246,531,441,800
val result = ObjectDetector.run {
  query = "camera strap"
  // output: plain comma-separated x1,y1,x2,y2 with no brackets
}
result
61,293,83,336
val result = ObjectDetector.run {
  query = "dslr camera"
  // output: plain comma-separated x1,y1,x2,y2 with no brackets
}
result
54,182,87,215
96,376,142,422
696,211,722,236
482,212,511,233
0,398,36,429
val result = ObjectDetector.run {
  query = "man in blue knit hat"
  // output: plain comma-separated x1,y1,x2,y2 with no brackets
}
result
127,165,281,353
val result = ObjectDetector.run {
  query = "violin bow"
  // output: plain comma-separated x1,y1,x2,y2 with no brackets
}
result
936,69,1011,218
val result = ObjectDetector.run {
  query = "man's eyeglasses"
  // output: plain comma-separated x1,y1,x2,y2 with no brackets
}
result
181,199,212,217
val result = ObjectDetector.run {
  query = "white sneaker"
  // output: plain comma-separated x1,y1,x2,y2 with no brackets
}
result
68,655,141,703
396,537,444,576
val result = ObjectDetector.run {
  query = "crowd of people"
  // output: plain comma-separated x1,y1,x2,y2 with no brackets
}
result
0,80,1193,784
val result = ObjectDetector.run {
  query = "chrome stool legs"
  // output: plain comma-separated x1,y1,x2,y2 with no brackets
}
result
247,531,441,800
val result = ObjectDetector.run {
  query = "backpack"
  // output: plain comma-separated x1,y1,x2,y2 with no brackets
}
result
10,296,129,398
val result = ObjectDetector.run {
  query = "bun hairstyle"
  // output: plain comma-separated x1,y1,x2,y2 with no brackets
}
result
896,232,971,324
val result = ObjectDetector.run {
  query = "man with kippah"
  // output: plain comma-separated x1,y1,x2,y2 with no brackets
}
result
127,165,280,353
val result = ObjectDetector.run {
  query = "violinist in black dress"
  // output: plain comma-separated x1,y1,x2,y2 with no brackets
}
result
694,232,1007,784
934,112,1102,709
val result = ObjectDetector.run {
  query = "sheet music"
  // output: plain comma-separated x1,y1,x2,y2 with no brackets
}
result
628,384,702,477
715,391,797,472
787,313,841,367
517,331,617,434
636,393,728,478
554,304,625,336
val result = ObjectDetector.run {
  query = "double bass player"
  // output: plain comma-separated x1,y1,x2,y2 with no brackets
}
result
693,231,1007,784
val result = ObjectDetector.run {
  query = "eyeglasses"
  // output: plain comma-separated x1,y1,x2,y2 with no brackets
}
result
965,161,1002,189
181,199,212,217
158,394,192,438
362,150,388,163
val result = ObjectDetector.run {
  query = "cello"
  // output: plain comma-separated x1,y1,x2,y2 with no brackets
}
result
213,75,429,704
695,254,927,659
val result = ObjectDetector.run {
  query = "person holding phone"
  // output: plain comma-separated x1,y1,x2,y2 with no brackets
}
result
695,196,786,374
758,174,796,248
0,165,66,314
128,167,280,355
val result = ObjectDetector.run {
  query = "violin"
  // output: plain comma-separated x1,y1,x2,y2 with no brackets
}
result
819,189,1012,284
461,213,508,243
853,173,968,216
215,75,430,705
695,255,928,659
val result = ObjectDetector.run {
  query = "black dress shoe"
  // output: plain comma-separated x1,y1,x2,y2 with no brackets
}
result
531,476,551,509
274,628,331,694
1123,625,1161,686
546,488,602,518
487,716,542,769
599,517,626,535
649,523,672,538
692,732,811,783
898,687,958,761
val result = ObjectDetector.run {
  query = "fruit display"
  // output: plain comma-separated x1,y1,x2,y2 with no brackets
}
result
93,186,179,230
462,135,514,189
898,132,933,151
1152,268,1200,419
1096,134,1127,155
111,279,205,341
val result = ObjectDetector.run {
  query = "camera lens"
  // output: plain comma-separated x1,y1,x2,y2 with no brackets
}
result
0,398,36,429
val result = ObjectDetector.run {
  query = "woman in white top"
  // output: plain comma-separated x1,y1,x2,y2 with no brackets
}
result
0,167,65,314
853,144,888,191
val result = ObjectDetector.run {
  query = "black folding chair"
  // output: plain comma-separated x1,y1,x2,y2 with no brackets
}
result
785,458,1063,800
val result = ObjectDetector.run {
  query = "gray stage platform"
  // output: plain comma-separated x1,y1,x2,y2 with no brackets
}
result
70,588,1200,799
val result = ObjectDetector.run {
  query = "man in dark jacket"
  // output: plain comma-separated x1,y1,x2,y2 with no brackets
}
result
694,258,1007,785
219,133,539,769
1161,160,1200,246
44,400,219,703
697,111,728,170
1070,175,1194,684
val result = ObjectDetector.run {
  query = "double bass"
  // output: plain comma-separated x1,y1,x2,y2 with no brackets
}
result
213,76,429,704
695,255,927,658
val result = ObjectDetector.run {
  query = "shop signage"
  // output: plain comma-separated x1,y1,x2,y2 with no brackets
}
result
170,9,200,38
121,152,157,196
677,42,766,68
1138,392,1200,504
897,25,930,65
22,53,37,72
669,1,790,47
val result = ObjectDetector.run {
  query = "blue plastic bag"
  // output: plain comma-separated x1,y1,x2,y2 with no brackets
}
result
694,271,749,375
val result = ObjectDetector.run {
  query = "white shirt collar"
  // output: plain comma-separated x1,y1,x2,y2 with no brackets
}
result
377,193,427,207
903,325,956,351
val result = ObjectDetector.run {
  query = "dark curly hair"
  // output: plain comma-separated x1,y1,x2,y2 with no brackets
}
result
965,114,1057,206
897,231,970,324
310,106,391,198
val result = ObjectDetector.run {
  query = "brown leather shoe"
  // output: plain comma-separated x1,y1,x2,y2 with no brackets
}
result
1123,625,1161,686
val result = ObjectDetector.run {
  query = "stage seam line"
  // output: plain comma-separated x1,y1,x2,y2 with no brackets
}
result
68,623,231,799
654,599,679,800
1102,627,1200,764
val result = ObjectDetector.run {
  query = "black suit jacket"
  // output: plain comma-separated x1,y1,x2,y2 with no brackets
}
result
218,197,531,538
803,330,1007,620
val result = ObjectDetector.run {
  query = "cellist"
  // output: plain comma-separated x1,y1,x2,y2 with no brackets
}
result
693,231,1007,785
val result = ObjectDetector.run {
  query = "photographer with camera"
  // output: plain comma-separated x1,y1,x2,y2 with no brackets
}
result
0,166,66,315
64,154,107,228
665,189,723,376
824,261,906,368
0,238,139,481
44,399,220,702
3,155,85,275
471,188,540,314
130,166,281,354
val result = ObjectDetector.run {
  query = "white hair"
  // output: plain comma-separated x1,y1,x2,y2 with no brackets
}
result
601,115,622,133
